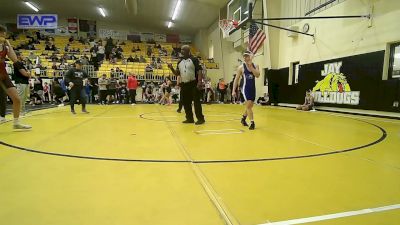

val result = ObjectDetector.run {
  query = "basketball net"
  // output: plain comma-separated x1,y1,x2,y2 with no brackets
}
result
219,19,238,38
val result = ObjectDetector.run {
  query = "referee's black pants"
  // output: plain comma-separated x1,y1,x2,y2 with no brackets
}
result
181,80,204,122
177,88,183,111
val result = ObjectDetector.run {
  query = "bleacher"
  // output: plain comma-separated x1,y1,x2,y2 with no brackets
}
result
7,34,218,80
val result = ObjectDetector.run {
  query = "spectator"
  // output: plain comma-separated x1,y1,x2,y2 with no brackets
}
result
69,36,74,43
118,83,128,104
90,44,98,53
145,64,153,72
127,74,138,105
84,79,93,104
91,49,97,58
35,31,41,40
115,67,125,78
45,44,51,51
81,54,89,65
27,44,36,50
139,55,146,63
89,38,96,48
64,44,70,52
28,51,36,61
127,55,134,62
171,84,180,104
13,52,31,115
117,45,123,53
147,46,152,57
144,83,155,103
90,54,99,70
33,77,44,101
97,45,105,61
110,68,116,77
161,48,168,56
296,90,315,111
43,82,51,102
107,75,118,104
204,78,214,103
50,53,59,62
98,74,108,105
59,62,67,70
51,62,59,70
121,55,127,65
257,93,270,106
51,44,57,51
133,55,140,62
25,58,34,70
52,79,67,105
217,78,227,103
78,36,85,44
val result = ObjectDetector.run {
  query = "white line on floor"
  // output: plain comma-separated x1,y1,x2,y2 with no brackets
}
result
197,132,243,135
196,129,241,132
326,113,400,124
195,129,244,135
260,204,400,225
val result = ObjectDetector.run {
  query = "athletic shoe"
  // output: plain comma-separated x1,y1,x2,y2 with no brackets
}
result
71,110,77,114
249,122,255,130
195,120,205,125
0,117,7,124
182,120,194,124
177,109,181,113
131,103,136,106
82,110,90,114
241,118,249,127
13,123,32,130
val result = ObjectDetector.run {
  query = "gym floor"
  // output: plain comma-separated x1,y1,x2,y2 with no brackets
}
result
0,104,399,225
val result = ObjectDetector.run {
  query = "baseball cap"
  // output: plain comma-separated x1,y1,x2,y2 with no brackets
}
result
243,50,253,56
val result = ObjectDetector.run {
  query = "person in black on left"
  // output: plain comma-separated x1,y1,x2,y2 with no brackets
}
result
64,60,89,114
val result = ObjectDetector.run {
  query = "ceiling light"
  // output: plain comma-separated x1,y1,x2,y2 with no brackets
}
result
168,21,173,28
24,1,39,12
172,0,182,21
98,7,106,17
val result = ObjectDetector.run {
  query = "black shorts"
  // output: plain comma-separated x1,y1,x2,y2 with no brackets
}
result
108,89,116,96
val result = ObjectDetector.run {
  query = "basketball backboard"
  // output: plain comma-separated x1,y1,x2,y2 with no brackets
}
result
227,0,250,31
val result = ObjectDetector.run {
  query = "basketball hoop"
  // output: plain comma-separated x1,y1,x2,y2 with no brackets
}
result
219,19,239,38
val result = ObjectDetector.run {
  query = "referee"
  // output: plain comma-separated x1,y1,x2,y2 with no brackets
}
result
168,45,205,125
64,60,89,114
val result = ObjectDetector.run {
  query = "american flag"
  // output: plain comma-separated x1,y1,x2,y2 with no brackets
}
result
248,22,266,54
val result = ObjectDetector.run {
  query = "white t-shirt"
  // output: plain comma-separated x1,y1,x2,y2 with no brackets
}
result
98,46,105,54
